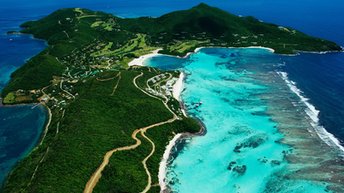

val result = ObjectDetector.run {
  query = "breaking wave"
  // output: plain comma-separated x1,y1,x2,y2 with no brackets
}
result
277,71,344,154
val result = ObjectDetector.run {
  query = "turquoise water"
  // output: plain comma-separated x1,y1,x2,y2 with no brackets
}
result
147,48,343,192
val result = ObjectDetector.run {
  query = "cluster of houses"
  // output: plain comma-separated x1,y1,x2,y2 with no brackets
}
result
52,40,123,103
162,78,178,96
60,41,119,79
231,33,266,45
37,76,79,110
146,73,178,98
147,73,168,84
154,31,211,44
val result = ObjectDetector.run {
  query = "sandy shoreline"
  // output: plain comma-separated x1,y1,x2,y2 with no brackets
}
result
181,46,343,58
158,133,182,192
128,45,301,68
159,72,206,192
172,72,187,117
172,72,184,102
191,46,343,56
191,46,275,55
158,117,206,192
39,104,52,146
128,49,162,67
173,46,276,60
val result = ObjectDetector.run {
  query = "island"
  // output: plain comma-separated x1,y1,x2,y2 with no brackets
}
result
1,3,342,193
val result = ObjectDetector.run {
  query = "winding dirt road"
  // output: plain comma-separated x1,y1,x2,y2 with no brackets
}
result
141,130,155,193
83,129,141,193
83,72,178,193
83,117,176,193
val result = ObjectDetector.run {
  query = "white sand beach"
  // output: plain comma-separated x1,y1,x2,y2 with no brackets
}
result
128,49,162,66
246,46,275,53
172,72,184,102
158,133,182,192
193,46,275,54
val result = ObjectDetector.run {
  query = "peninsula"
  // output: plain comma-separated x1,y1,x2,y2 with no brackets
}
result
1,3,342,193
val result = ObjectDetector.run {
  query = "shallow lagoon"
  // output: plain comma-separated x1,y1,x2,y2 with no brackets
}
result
147,48,344,192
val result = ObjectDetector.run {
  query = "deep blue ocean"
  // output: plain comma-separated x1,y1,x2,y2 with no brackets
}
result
0,104,47,184
0,0,343,188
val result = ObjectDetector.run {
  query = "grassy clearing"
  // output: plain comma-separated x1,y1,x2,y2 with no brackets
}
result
90,21,103,28
75,8,98,20
165,40,209,55
91,19,116,31
91,34,157,58
3,92,16,104
90,42,114,57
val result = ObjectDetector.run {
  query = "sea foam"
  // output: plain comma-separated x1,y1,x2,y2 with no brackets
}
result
277,71,344,154
158,133,182,191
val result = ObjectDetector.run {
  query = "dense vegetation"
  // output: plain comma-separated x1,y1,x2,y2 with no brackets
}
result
119,3,341,55
1,51,64,97
1,3,342,193
3,69,200,193
94,120,199,193
2,3,341,98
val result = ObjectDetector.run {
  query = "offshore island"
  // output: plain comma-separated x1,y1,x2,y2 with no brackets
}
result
1,3,343,193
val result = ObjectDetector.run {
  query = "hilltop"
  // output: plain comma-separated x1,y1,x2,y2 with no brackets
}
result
2,4,342,99
121,3,341,54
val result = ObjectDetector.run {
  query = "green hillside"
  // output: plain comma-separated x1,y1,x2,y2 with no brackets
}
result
2,3,342,98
